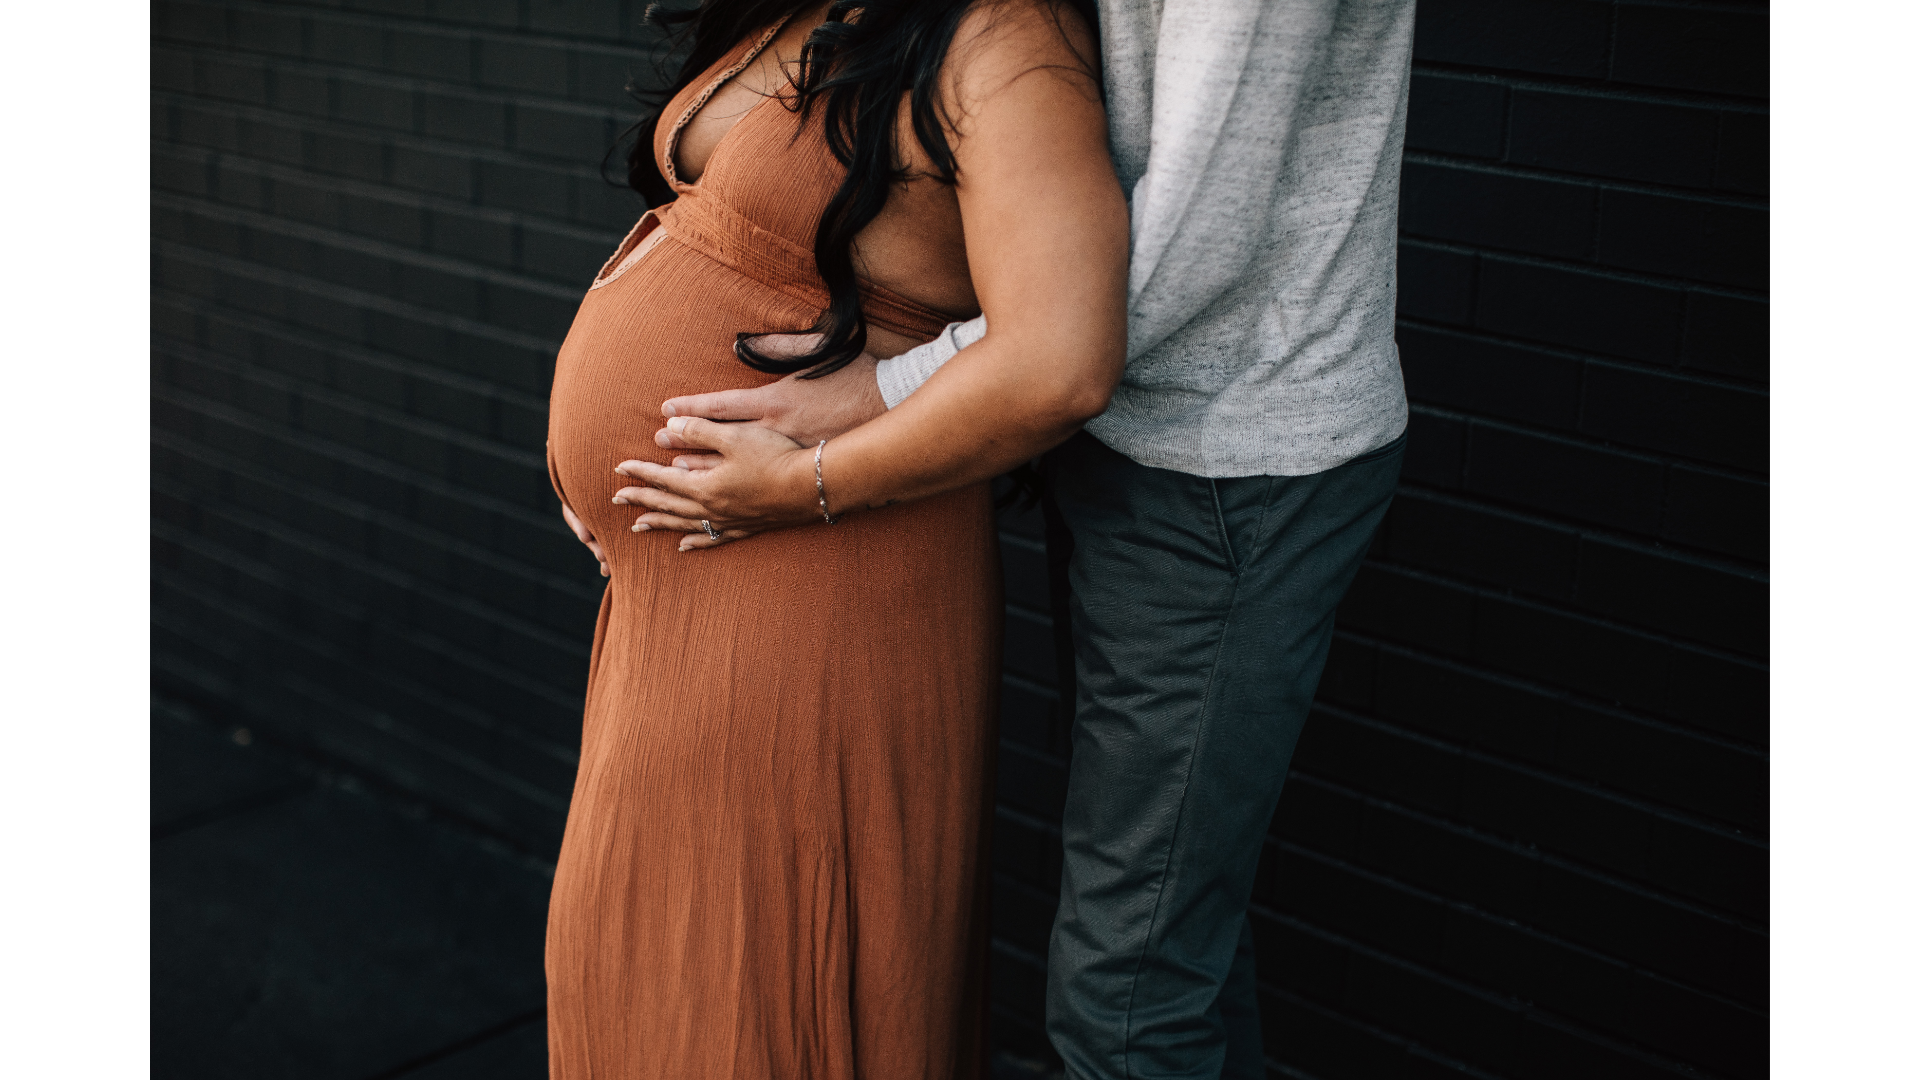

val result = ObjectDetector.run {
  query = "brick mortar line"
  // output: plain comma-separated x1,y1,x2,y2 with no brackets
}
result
155,336,547,472
158,624,576,821
1394,312,1770,396
997,647,1763,839
151,604,582,810
150,385,560,538
150,555,584,768
990,699,1758,914
1409,56,1766,111
153,288,554,414
153,141,627,249
1268,838,1766,1013
155,36,648,117
1260,910,1747,1080
169,0,682,56
988,935,1048,973
152,499,595,683
153,89,629,188
1249,930,1728,1079
265,670,573,825
999,531,1045,555
1285,772,1766,932
149,130,641,245
156,338,544,481
147,409,560,572
1609,0,1770,17
155,191,587,306
1406,397,1767,483
152,238,564,353
999,670,1059,703
1250,978,1526,1080
152,657,572,869
1397,397,1766,490
1310,698,1767,847
1352,554,1768,669
1399,222,1767,298
1396,234,1767,302
1003,597,1050,626
1330,628,1769,758
997,769,1762,948
151,506,589,677
991,868,1061,906
994,802,1063,841
1388,473,1762,573
152,522,591,727
1403,149,1769,210
152,422,600,605
1386,482,1768,580
999,738,1067,776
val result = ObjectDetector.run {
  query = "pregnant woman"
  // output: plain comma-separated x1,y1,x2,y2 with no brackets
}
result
541,1,1126,1076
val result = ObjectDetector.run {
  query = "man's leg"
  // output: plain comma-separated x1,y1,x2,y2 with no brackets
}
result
1042,431,1404,1080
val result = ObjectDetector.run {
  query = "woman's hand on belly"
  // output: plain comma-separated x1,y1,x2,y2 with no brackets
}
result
560,501,610,576
612,417,821,551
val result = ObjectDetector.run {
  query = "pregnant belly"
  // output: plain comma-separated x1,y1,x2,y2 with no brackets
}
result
546,235,819,546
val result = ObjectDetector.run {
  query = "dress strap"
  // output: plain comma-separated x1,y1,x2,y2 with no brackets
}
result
661,16,794,191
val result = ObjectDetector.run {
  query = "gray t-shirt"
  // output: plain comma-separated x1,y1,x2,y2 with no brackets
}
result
876,0,1414,478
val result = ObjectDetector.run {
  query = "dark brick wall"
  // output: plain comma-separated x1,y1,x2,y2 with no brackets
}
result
151,2,1767,1077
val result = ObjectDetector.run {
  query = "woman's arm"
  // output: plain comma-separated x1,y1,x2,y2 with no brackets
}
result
614,1,1127,545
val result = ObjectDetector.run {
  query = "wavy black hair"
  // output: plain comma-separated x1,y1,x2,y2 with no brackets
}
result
625,0,1099,379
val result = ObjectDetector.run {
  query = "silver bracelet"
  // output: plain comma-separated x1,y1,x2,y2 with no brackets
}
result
815,440,839,525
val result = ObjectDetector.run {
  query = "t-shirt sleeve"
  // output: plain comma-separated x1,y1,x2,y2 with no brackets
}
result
873,315,988,409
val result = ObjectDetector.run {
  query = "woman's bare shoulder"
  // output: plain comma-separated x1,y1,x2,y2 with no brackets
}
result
942,0,1102,113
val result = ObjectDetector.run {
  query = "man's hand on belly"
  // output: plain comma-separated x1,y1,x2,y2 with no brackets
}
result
656,334,885,459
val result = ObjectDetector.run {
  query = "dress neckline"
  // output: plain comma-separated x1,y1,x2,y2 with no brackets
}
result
663,16,795,192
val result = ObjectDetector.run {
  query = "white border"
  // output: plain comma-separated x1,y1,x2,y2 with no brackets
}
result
0,3,152,1075
1772,1,1919,1075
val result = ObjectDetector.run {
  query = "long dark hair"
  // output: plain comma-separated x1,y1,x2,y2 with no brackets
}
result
626,0,1099,379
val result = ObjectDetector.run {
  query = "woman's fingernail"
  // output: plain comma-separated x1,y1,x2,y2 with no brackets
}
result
631,521,644,532
612,496,626,504
662,402,677,417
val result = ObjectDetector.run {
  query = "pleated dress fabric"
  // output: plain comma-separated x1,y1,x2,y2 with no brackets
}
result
542,21,999,1080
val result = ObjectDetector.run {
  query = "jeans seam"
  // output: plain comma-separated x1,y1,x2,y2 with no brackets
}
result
1116,572,1243,1077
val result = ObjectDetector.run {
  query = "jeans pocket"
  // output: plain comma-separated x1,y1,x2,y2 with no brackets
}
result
1207,477,1275,577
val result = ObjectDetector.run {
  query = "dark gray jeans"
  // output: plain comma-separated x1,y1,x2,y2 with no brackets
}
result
1039,429,1404,1080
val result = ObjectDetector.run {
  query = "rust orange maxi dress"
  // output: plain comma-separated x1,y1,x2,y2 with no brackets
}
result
541,22,999,1080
